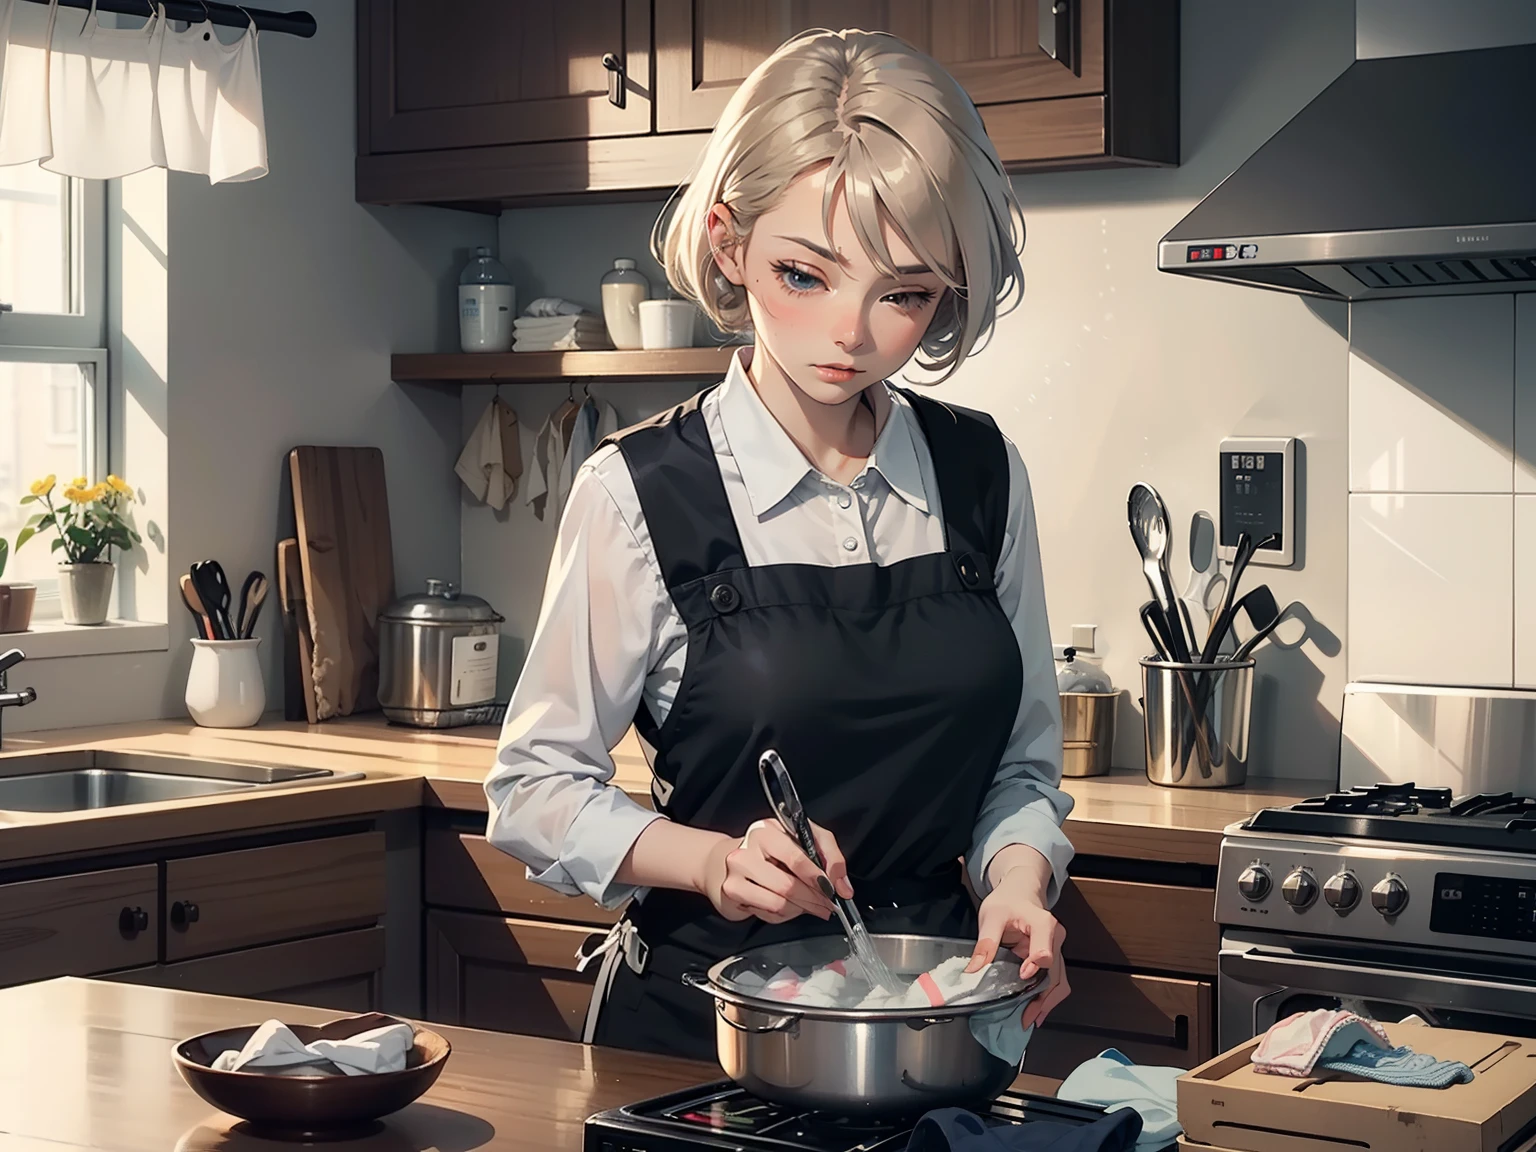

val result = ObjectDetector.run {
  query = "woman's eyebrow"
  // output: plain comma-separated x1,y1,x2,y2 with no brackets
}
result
780,235,933,277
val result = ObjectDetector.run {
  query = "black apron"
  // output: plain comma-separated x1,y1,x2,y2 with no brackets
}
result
590,385,1025,1062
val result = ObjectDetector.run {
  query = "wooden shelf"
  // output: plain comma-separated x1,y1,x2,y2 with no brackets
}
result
391,347,739,383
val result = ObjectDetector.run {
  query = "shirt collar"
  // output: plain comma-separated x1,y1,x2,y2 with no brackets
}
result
715,347,931,517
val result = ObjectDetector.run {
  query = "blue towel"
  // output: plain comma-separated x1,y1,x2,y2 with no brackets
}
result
1057,1049,1184,1151
1318,1039,1475,1087
909,1106,1142,1152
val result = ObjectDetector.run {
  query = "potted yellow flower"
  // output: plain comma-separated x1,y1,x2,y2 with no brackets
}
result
18,474,141,626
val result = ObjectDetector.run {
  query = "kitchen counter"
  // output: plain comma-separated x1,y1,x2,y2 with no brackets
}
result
0,975,712,1151
0,714,1331,867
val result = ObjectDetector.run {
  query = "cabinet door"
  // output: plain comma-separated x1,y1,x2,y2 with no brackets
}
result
425,828,622,926
164,832,386,962
1054,876,1218,976
654,0,1102,134
111,927,385,1014
362,0,654,154
425,910,606,1041
1020,967,1213,1079
0,864,158,987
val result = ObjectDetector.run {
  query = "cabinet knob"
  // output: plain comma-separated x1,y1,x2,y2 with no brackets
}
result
118,905,148,935
602,52,626,109
171,900,200,926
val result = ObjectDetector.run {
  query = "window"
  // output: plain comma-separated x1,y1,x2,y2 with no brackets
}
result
0,165,106,619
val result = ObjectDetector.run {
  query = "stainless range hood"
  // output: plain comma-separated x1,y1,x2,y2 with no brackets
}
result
1158,42,1536,301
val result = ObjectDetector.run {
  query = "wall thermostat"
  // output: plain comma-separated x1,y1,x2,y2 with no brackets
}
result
1219,437,1296,568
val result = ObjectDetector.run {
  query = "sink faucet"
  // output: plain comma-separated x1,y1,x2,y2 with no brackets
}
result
0,648,36,749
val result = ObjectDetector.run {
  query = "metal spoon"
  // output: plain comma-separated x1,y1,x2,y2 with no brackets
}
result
758,749,903,995
1128,484,1190,662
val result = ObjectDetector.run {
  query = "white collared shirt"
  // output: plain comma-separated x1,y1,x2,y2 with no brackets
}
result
485,349,1074,911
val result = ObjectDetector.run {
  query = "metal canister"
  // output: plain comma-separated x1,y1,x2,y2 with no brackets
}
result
1060,691,1118,776
377,579,504,728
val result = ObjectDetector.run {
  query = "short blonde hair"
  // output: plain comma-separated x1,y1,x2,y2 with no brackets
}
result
653,28,1025,380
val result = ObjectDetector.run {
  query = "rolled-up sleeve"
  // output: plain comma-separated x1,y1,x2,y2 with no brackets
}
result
483,449,669,910
967,437,1075,906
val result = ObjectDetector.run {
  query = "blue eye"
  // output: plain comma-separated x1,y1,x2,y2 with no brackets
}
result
770,261,823,294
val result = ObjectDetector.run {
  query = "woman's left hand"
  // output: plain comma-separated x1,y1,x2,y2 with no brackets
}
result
966,864,1070,1030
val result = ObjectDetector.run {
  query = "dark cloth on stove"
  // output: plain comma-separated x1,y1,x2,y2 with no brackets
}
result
909,1106,1143,1152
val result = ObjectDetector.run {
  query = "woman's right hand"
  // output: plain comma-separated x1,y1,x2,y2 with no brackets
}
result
700,820,854,923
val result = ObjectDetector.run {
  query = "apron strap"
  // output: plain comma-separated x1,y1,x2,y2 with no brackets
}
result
575,918,650,976
896,388,1011,571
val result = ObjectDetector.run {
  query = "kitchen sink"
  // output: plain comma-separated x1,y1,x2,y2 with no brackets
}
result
0,750,364,813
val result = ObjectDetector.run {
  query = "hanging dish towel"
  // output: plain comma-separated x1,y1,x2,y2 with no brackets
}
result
0,0,56,166
556,397,619,512
158,9,267,183
455,395,522,510
524,403,571,523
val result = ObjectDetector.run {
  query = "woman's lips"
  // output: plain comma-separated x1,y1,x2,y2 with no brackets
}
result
813,364,862,384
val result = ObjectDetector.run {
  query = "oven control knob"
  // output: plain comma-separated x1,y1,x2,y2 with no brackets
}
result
1236,864,1271,902
1371,876,1409,918
1323,871,1361,912
1281,868,1318,909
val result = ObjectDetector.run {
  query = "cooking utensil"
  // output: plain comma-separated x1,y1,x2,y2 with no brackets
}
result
1182,510,1225,633
1232,596,1298,662
172,1013,450,1141
1128,484,1190,662
190,561,235,641
681,933,1048,1115
179,574,212,641
236,571,267,639
1198,533,1261,664
1139,601,1174,661
757,749,902,995
377,579,504,728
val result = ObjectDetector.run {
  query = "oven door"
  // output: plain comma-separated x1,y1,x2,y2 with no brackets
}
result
1220,929,1536,1052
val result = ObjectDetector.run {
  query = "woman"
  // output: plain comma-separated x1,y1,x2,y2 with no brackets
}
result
485,27,1074,1063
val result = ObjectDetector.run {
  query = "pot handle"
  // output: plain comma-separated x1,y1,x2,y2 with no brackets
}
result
713,1001,799,1035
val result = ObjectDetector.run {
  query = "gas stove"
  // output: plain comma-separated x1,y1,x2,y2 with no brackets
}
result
1218,782,1536,957
583,1082,1109,1152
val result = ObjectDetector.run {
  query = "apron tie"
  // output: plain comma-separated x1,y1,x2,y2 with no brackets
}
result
576,918,650,976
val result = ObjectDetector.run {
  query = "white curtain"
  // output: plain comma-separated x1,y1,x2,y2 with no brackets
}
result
0,0,266,183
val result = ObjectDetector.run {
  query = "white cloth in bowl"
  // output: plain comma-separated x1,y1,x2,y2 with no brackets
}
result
210,1019,414,1077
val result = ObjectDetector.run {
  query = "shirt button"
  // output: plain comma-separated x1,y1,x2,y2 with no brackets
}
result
837,493,852,509
842,537,859,552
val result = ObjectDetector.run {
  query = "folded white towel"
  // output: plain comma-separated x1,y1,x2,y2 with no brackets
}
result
524,296,584,317
210,1019,414,1077
514,332,614,351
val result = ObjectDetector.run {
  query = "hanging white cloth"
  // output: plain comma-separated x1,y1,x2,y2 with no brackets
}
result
455,396,523,511
0,0,267,182
557,397,619,512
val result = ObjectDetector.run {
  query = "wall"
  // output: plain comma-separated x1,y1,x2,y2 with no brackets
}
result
8,0,496,734
465,1,1358,779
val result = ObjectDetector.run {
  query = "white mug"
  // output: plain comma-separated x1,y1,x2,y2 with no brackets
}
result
638,299,697,349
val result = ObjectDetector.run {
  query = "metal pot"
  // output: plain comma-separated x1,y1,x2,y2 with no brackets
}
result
377,579,504,728
681,934,1045,1116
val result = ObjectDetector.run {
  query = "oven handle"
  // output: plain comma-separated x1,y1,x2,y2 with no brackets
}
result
1224,946,1536,1018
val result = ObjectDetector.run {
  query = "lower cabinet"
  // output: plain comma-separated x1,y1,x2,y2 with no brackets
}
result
425,909,606,1041
110,926,387,1014
1021,966,1214,1075
0,863,159,987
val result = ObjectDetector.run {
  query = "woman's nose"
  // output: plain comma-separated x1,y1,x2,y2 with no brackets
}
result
833,309,868,354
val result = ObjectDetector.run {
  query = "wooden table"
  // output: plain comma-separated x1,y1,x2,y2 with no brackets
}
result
0,977,711,1151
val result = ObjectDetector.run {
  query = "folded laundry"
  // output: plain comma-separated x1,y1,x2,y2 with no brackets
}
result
1252,1009,1474,1087
1317,1039,1475,1088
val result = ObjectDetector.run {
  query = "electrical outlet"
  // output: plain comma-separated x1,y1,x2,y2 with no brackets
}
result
1071,624,1097,652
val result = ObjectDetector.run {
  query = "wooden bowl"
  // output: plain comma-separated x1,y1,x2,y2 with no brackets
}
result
172,1013,451,1141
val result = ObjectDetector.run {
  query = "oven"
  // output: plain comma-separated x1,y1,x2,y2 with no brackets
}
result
1219,928,1536,1051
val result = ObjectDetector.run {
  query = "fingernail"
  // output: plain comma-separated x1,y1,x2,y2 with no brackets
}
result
1020,962,1038,979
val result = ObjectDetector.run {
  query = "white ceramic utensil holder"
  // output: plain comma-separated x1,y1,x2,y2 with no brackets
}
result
186,638,265,728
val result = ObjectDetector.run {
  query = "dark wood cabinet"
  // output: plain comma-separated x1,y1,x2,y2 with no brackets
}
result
0,864,159,987
355,0,1177,206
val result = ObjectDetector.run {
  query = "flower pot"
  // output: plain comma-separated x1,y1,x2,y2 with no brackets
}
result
0,584,35,633
185,638,265,728
57,562,114,626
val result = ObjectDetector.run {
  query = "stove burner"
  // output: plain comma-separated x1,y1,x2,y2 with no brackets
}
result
1449,792,1536,818
1294,782,1454,816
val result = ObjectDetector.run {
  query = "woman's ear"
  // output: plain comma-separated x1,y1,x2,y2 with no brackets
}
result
707,203,746,286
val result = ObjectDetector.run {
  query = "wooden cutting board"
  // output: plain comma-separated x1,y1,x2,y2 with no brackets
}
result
276,538,316,724
288,447,396,720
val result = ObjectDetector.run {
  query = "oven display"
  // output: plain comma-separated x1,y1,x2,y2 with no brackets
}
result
1431,872,1536,940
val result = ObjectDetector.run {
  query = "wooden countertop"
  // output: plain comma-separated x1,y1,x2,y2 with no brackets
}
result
0,976,713,1151
0,714,1331,867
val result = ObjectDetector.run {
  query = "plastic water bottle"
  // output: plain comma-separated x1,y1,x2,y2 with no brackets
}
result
459,247,515,353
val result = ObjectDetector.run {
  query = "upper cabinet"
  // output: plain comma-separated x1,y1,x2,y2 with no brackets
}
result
355,0,1178,208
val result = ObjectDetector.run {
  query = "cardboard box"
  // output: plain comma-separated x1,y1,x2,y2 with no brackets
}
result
1176,1139,1536,1152
1176,1022,1536,1152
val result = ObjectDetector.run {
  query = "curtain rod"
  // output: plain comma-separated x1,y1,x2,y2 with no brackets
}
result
29,0,317,38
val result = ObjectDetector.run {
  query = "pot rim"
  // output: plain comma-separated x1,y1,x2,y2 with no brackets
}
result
689,933,1048,1023
377,614,505,627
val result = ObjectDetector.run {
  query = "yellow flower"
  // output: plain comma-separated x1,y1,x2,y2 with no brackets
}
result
107,474,133,497
63,486,90,504
87,483,109,502
29,474,55,496
70,476,87,490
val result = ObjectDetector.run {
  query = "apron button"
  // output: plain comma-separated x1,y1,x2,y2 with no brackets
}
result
956,554,981,587
709,583,740,613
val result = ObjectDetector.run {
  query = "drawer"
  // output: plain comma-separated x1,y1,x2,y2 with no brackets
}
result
425,828,620,926
1056,876,1218,975
1021,966,1213,1079
165,832,386,961
425,909,608,1042
0,864,158,985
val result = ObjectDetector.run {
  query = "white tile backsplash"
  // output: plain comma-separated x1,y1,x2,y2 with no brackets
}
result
1348,493,1513,686
1349,295,1514,494
1516,295,1536,492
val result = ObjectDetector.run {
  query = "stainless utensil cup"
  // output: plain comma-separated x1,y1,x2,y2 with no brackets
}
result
1060,691,1117,777
1141,657,1253,788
